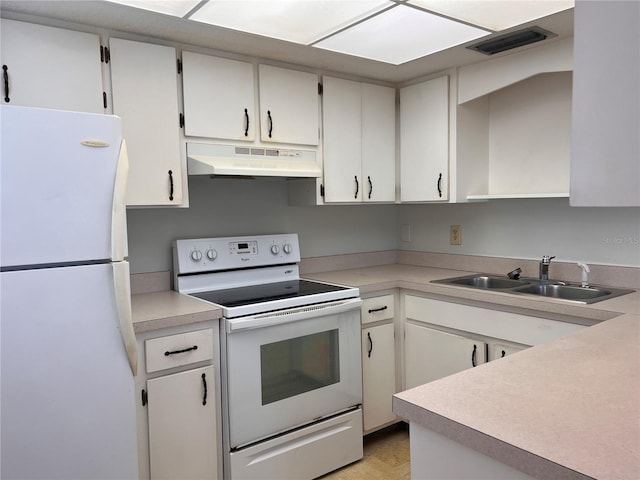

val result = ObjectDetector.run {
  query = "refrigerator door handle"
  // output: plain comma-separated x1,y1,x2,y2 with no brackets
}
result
111,139,129,262
113,261,138,376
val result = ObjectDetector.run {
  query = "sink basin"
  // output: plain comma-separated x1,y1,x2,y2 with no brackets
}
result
512,284,633,303
433,275,529,289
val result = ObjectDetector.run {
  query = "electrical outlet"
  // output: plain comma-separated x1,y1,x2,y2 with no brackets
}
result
450,225,461,245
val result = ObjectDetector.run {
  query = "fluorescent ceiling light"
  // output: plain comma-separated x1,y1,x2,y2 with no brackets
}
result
189,0,391,45
314,4,490,64
408,0,574,31
106,0,202,17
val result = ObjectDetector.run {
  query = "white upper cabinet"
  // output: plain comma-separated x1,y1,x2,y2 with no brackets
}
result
0,19,104,113
182,52,255,141
400,75,449,202
258,64,319,146
322,77,395,203
109,38,183,207
570,1,640,207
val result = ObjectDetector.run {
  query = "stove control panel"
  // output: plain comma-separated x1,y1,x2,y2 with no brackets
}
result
173,233,301,275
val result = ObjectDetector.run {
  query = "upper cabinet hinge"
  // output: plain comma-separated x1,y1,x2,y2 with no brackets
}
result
320,184,325,197
177,59,182,74
318,82,323,95
100,46,110,64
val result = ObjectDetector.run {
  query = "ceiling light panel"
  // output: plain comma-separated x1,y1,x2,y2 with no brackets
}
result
106,0,203,17
314,4,490,65
188,0,392,45
407,0,575,31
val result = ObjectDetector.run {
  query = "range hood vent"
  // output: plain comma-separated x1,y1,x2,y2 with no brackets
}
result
187,143,321,178
467,27,556,55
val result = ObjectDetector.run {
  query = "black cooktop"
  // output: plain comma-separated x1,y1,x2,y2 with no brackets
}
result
190,279,349,308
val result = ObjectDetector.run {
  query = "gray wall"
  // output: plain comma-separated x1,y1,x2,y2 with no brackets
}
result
127,179,640,274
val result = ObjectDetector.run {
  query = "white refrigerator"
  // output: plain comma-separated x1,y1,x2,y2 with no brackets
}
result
0,105,139,479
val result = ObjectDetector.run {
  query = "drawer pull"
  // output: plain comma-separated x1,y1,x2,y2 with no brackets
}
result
201,373,208,406
164,345,198,356
368,305,388,314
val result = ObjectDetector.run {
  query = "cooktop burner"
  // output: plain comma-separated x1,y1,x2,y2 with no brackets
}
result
190,279,350,308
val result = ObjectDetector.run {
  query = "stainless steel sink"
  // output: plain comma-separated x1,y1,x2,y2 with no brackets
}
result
511,283,634,304
435,275,529,289
432,274,634,304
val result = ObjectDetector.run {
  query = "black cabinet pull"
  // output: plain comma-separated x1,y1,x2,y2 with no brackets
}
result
367,332,373,358
437,173,443,198
164,345,197,356
244,108,249,137
501,350,506,358
267,110,273,138
168,170,174,201
141,389,148,406
368,176,373,199
471,344,477,367
354,176,359,199
201,373,208,406
368,305,388,314
3,65,9,103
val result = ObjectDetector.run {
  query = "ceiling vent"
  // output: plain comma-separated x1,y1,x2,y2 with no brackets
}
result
467,27,556,55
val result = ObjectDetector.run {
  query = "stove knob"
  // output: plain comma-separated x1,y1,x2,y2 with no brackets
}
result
206,249,217,261
190,249,202,262
271,244,280,255
283,243,293,254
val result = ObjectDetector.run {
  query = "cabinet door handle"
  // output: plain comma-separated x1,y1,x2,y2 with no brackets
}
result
368,176,373,199
367,332,373,358
437,173,443,198
368,305,388,314
201,372,208,406
244,108,249,137
168,170,174,201
501,350,506,358
471,344,477,367
3,65,9,103
164,345,198,356
354,176,359,199
267,110,273,138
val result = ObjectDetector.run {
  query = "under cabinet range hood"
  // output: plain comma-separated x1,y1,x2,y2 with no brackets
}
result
187,143,321,178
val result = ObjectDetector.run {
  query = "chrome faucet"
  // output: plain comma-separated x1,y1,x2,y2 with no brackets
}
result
539,255,555,281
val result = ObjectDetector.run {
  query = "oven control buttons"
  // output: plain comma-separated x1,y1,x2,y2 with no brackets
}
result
206,249,217,261
283,243,293,254
270,245,280,255
190,249,203,262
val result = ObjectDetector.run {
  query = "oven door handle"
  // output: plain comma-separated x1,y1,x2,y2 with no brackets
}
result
226,298,362,333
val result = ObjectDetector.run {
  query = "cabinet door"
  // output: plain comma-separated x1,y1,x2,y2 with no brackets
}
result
109,38,183,206
362,323,396,432
570,1,640,206
362,83,396,202
258,64,319,145
147,366,218,480
404,323,486,390
491,342,528,361
400,76,449,202
322,76,362,202
0,19,103,113
182,52,255,141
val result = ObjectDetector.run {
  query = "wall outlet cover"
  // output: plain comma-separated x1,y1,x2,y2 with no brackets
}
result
450,225,462,245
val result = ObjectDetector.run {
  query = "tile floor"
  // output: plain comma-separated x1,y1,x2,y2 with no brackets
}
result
318,422,410,480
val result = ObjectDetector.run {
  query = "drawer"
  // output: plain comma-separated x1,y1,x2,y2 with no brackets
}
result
145,328,214,373
361,295,395,325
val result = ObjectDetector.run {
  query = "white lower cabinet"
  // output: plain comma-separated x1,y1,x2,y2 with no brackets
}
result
135,324,221,480
147,366,217,480
405,322,487,390
360,293,398,433
362,323,396,432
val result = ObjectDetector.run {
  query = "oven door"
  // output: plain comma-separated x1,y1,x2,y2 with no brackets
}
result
223,297,362,449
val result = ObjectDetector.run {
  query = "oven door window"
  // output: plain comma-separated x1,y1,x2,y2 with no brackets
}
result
261,329,339,405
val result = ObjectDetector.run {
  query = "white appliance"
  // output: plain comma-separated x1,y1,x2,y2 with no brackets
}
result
173,234,363,479
0,105,139,479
